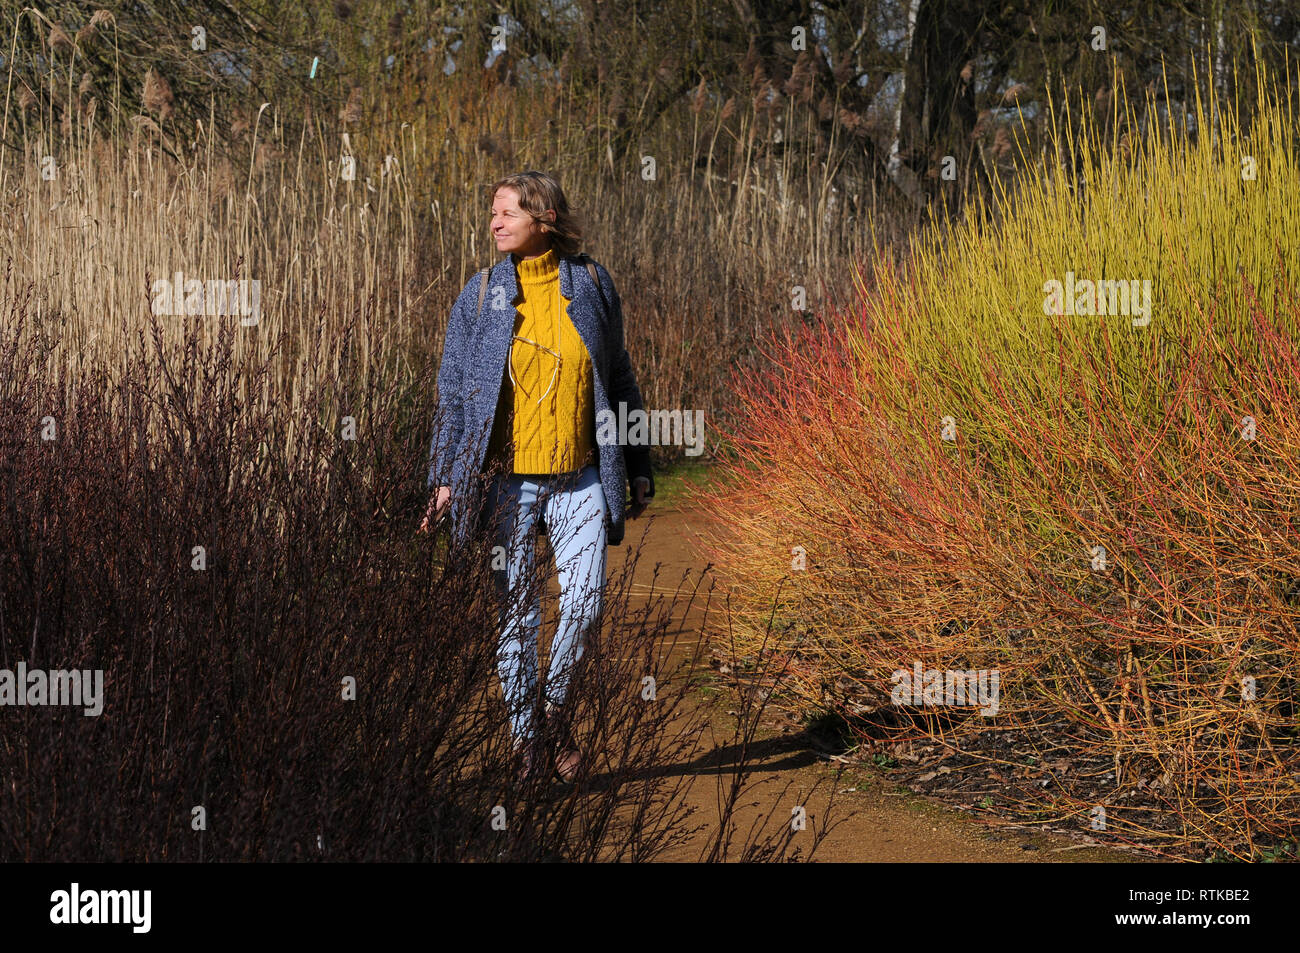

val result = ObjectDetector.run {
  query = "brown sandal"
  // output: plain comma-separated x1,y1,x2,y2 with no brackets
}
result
513,734,542,782
544,704,582,782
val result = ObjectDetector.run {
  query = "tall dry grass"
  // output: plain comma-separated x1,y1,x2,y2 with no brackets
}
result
2,39,897,472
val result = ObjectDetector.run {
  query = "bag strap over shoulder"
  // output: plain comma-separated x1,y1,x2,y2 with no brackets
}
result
475,266,490,320
575,253,609,314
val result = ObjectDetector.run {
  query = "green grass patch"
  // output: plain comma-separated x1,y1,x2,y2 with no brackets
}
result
649,458,717,507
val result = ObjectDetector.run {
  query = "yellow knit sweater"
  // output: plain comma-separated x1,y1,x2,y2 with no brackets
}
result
485,248,598,473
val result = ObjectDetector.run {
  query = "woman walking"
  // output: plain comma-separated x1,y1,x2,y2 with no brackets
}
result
420,171,654,782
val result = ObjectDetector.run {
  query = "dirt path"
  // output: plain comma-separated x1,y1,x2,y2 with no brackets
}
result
605,502,1147,862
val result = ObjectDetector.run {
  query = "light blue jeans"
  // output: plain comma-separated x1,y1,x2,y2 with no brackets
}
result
485,463,608,743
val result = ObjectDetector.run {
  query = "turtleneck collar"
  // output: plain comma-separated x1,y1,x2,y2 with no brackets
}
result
512,247,559,284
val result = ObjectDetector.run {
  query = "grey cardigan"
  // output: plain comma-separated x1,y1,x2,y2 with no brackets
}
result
427,252,654,549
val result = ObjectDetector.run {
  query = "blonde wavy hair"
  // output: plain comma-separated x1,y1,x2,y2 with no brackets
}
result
487,170,585,258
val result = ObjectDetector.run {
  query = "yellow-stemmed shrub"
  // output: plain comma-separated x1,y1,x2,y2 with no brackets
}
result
700,60,1300,858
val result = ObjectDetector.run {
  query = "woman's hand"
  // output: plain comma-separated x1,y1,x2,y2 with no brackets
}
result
419,486,452,533
628,477,651,519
